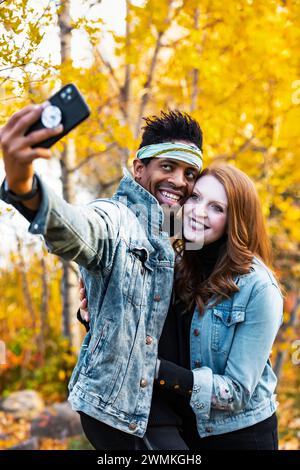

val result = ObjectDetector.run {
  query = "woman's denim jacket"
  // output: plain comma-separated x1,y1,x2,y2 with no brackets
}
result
189,257,283,437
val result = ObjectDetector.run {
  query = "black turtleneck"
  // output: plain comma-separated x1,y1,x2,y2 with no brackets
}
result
195,234,227,279
149,235,227,425
149,236,227,426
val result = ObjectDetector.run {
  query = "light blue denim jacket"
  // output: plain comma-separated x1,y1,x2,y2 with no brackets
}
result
189,258,283,437
0,170,175,438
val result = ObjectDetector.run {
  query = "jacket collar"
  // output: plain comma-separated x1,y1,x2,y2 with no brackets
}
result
112,168,165,237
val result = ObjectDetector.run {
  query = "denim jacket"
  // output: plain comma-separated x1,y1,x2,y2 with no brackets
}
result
0,170,175,438
189,258,283,437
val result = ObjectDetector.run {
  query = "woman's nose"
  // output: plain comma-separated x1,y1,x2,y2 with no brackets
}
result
193,204,207,218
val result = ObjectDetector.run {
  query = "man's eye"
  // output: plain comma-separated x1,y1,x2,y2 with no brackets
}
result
186,172,197,180
162,164,172,170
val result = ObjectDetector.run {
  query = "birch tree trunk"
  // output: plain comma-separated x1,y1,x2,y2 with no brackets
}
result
58,1,81,352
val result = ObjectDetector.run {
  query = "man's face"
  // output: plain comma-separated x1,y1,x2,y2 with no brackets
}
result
133,156,199,207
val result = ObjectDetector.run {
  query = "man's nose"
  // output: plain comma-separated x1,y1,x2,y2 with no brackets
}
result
169,169,186,188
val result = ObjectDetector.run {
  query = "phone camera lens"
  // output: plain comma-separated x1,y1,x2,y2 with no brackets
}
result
61,92,66,98
66,87,72,94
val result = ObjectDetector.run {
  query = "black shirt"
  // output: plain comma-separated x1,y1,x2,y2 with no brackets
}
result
149,236,227,425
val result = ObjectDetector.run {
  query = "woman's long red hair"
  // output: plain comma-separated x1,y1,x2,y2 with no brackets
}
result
174,163,275,314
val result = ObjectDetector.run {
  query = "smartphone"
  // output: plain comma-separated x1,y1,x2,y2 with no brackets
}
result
25,83,90,148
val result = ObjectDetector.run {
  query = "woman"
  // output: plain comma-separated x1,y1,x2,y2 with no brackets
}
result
79,163,283,450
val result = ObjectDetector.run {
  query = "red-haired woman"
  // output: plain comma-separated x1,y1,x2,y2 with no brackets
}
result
148,163,283,450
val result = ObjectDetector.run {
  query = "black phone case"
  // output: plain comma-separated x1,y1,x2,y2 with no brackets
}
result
25,83,90,148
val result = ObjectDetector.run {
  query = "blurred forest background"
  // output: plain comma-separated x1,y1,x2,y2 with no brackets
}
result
0,0,299,450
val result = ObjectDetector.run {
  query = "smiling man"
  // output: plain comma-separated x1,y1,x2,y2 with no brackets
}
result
134,141,200,207
0,108,203,450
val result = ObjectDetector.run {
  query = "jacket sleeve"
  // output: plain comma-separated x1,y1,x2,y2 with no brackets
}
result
155,358,193,397
0,174,121,272
190,282,283,420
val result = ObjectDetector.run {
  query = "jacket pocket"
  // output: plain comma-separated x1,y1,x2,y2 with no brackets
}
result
122,243,153,307
211,307,245,353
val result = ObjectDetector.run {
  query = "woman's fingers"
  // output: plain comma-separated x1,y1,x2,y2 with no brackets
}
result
80,298,90,322
78,278,89,322
79,287,85,301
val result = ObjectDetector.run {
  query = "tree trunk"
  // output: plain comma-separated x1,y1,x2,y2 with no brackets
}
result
190,7,200,112
38,255,50,361
16,237,39,372
119,0,132,167
58,1,81,352
16,237,36,331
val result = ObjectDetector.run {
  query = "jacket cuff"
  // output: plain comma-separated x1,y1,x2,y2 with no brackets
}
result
190,367,213,419
0,174,49,228
27,175,50,236
155,358,193,397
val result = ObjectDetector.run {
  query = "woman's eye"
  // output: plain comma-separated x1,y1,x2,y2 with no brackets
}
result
213,205,223,212
190,194,198,200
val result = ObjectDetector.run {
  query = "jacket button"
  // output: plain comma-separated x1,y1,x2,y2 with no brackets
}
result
146,336,153,345
129,422,137,431
205,427,213,433
154,295,161,302
194,360,201,368
196,402,205,409
174,384,180,390
140,378,147,387
193,328,200,336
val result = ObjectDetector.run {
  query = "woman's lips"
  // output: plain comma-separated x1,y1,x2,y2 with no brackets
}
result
189,218,210,231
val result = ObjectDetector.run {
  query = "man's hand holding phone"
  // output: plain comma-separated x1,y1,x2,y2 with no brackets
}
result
0,84,90,210
0,102,63,209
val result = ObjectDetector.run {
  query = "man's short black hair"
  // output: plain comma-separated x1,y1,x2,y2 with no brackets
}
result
138,110,203,163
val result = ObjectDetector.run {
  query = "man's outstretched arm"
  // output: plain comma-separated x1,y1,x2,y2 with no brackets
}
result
0,104,120,271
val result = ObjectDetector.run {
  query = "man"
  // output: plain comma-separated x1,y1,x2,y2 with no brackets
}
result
0,105,203,449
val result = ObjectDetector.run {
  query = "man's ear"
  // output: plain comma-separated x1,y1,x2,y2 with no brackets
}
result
132,158,145,181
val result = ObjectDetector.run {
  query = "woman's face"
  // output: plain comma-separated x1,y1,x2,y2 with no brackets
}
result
183,174,228,246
